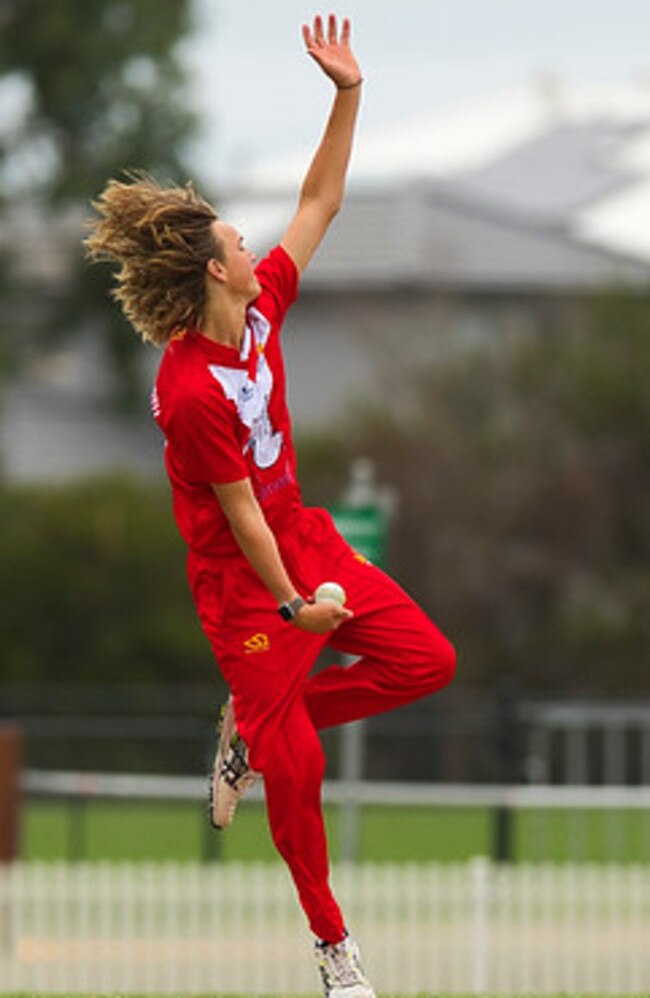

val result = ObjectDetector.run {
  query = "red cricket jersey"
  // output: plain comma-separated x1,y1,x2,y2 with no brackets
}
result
151,245,303,558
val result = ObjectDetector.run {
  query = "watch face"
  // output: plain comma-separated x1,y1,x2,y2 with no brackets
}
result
278,603,293,621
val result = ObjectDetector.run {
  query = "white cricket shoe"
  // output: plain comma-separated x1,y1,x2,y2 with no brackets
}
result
315,934,376,998
208,697,260,830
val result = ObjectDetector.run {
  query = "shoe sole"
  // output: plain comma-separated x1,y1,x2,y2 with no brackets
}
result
208,700,237,830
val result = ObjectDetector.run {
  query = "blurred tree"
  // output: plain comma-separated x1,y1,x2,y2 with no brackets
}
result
0,476,211,683
298,287,650,694
0,247,14,480
0,0,198,407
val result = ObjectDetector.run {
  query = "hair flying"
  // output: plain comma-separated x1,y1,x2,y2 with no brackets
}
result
84,173,223,346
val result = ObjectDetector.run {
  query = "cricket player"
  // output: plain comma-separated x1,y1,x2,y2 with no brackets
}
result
86,15,456,997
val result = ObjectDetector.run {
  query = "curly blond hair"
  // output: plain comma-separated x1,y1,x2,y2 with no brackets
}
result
84,173,223,347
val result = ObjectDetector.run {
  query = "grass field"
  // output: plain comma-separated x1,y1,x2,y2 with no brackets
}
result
20,798,650,863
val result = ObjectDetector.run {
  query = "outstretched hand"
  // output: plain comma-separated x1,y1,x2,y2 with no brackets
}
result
302,14,362,89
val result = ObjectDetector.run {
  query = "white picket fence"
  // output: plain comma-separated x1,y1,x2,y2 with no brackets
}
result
2,859,650,994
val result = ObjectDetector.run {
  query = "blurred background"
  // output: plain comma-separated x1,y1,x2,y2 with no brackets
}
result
1,0,650,992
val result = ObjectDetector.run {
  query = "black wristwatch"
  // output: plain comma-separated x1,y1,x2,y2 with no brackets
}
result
278,596,306,622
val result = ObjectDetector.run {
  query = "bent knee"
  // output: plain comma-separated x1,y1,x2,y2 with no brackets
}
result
436,636,457,688
418,631,457,692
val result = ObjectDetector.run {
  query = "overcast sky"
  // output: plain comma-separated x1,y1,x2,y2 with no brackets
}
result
185,0,650,189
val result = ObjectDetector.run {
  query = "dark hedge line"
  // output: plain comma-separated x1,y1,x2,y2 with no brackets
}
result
0,476,212,684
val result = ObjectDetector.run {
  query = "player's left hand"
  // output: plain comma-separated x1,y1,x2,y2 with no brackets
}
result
291,599,353,635
302,14,362,89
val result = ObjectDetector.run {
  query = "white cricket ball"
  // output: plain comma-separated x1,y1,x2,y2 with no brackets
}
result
314,581,347,606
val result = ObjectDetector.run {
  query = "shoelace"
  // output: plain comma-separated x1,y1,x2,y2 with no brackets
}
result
220,736,251,789
318,939,363,987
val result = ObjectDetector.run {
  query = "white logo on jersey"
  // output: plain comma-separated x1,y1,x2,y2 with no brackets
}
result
208,309,283,470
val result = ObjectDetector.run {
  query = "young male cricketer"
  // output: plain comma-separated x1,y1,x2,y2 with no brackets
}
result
86,14,456,997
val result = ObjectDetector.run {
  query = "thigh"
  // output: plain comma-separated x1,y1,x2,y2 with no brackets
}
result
325,546,452,665
192,559,326,739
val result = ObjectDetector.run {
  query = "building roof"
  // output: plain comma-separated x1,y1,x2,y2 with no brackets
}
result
232,78,650,268
224,183,650,293
448,120,643,223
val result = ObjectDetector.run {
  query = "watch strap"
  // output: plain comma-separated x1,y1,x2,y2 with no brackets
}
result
278,596,306,621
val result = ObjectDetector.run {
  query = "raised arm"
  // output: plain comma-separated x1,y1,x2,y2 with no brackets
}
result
281,14,362,274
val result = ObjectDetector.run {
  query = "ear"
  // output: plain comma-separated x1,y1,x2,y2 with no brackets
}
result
206,257,227,283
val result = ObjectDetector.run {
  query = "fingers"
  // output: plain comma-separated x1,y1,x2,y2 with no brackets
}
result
325,604,354,631
302,13,351,50
314,14,325,46
301,15,324,53
293,601,353,634
301,22,313,49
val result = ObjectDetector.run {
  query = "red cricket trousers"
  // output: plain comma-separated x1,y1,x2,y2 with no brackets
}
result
189,507,456,943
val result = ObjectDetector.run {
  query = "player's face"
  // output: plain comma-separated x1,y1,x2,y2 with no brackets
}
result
212,221,261,301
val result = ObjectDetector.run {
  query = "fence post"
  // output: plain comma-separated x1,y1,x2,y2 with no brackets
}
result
492,679,520,862
332,458,392,864
471,855,490,992
0,726,22,862
339,708,366,862
67,795,88,861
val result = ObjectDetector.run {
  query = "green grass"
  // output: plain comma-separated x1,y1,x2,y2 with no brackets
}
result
20,800,491,863
20,798,650,864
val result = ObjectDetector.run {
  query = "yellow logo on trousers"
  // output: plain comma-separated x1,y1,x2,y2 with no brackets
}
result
244,633,270,654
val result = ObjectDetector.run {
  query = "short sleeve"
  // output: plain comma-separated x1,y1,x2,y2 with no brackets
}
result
170,391,248,485
254,245,299,326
